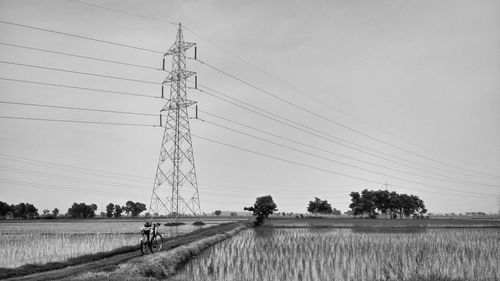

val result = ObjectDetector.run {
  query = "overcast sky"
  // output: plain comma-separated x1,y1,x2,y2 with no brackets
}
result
1,0,499,215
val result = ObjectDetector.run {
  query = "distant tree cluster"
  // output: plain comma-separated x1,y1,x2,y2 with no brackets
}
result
0,201,39,219
349,189,427,219
106,201,147,218
67,202,97,218
307,197,341,215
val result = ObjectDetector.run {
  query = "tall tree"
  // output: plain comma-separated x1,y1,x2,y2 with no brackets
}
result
123,201,134,216
244,195,278,226
106,203,114,218
114,205,123,218
349,192,363,216
307,197,333,215
0,201,12,219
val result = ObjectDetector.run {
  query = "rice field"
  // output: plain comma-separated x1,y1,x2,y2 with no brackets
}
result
173,227,500,281
0,220,211,268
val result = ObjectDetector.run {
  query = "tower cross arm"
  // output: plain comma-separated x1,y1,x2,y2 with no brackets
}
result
162,70,196,84
164,42,196,56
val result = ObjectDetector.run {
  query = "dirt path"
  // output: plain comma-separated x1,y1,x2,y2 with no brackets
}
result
7,221,249,281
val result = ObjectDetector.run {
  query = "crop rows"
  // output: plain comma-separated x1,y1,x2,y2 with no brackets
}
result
174,228,500,281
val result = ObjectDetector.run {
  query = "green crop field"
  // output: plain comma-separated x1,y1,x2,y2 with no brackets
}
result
172,218,500,281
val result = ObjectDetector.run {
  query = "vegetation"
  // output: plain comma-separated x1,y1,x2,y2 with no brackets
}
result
244,195,278,226
173,227,499,281
114,205,123,218
0,201,39,219
214,210,222,216
67,202,98,218
123,201,147,217
307,197,341,215
349,189,427,218
0,220,210,269
67,222,248,281
106,203,115,218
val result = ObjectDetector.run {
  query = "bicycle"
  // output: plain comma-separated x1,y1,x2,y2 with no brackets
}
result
140,222,163,254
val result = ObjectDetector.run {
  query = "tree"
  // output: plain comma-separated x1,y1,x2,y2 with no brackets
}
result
10,203,38,219
43,209,50,216
12,203,27,219
123,201,146,217
214,210,222,216
123,201,134,216
307,197,333,215
52,208,59,218
114,205,123,218
230,212,237,217
67,203,97,218
349,192,363,216
349,189,427,219
0,201,12,219
106,203,114,218
244,195,278,226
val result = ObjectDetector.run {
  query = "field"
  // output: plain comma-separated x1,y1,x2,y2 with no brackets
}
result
171,218,500,281
0,218,237,268
2,217,499,281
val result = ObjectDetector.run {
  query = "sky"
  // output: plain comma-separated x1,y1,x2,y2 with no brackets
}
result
0,0,499,215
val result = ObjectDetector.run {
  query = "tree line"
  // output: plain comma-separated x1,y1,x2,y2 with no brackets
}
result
349,189,427,218
0,200,147,219
0,201,40,219
105,201,146,218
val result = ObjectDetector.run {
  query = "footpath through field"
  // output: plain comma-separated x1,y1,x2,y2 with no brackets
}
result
5,221,249,281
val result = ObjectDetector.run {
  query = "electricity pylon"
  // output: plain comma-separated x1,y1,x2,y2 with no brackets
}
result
149,23,200,220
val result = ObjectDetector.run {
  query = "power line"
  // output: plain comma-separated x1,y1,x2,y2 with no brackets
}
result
0,165,147,191
192,134,494,197
0,100,157,117
0,116,155,127
182,25,436,165
0,60,160,85
0,77,156,98
196,85,496,182
0,153,151,181
196,59,499,179
8,2,489,179
0,178,145,198
199,110,498,188
0,19,163,54
60,0,435,164
199,118,498,195
0,42,160,70
66,0,178,26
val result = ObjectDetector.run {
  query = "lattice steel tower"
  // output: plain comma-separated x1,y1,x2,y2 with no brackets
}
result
150,23,200,219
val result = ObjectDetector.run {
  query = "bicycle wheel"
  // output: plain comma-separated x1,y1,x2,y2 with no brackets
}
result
150,234,163,253
140,234,148,255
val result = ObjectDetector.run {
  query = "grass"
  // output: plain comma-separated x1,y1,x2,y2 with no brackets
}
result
0,244,139,280
171,226,500,281
0,219,245,279
73,222,250,280
0,220,209,268
266,217,500,229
